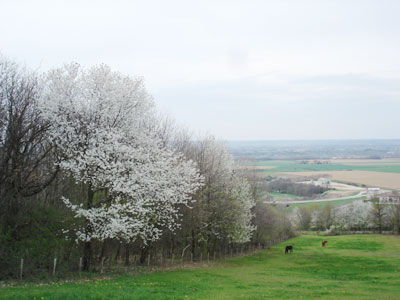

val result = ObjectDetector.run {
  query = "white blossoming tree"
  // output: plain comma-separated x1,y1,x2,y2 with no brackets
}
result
222,173,256,243
332,200,372,230
192,136,256,247
40,64,203,270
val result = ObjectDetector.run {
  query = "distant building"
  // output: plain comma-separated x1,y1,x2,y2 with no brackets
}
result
315,178,331,186
379,193,400,204
367,187,380,194
319,178,331,184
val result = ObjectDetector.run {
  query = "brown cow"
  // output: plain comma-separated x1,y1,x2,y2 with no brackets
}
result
322,240,328,247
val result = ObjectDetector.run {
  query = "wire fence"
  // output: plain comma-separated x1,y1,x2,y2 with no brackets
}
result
12,238,290,281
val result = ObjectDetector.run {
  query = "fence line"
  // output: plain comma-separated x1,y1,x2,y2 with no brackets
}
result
14,237,291,280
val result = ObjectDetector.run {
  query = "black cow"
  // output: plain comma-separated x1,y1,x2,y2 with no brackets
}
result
285,245,293,254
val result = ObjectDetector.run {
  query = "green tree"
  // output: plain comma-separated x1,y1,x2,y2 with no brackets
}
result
370,197,386,233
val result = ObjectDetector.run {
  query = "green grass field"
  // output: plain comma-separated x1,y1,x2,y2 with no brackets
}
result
269,192,299,199
285,196,367,211
246,160,400,174
2,234,400,299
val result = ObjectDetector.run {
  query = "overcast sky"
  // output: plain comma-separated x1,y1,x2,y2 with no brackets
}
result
1,0,400,140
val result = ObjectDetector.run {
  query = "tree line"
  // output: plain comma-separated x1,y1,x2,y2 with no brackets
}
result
0,56,293,279
265,178,329,198
293,198,400,233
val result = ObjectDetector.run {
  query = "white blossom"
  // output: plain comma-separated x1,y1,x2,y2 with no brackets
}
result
41,64,203,244
194,137,256,243
332,200,372,230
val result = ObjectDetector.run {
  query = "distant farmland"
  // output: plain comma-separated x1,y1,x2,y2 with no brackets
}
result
243,159,400,174
281,170,400,189
333,158,400,166
241,159,400,189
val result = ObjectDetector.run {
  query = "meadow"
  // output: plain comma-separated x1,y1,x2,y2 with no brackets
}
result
2,234,400,300
268,192,298,200
247,159,400,174
242,159,400,189
283,196,367,211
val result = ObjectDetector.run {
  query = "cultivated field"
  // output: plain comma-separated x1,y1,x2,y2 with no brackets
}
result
241,165,277,170
332,158,400,166
247,159,400,174
242,159,400,189
282,170,400,189
2,235,400,300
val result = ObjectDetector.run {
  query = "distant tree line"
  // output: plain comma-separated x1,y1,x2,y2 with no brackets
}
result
0,56,294,279
265,179,329,198
292,198,400,234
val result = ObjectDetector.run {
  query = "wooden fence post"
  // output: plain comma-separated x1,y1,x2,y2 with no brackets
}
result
207,252,210,263
20,258,23,280
53,258,57,277
79,257,82,272
147,253,150,268
200,253,203,263
100,257,105,274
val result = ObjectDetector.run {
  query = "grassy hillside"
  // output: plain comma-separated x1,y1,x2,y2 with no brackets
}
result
2,234,400,299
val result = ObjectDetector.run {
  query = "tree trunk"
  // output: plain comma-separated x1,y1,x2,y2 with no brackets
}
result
83,240,92,271
140,247,149,264
397,221,400,235
125,243,130,266
99,240,107,267
83,184,94,271
191,229,196,259
115,243,121,262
